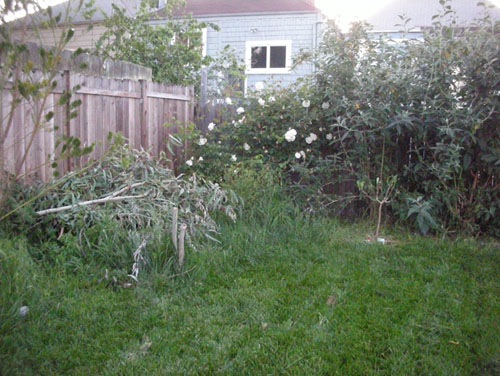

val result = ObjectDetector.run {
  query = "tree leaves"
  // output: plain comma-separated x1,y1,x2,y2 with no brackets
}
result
94,0,212,86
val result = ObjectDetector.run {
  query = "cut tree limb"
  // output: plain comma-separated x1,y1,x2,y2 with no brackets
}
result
36,183,148,216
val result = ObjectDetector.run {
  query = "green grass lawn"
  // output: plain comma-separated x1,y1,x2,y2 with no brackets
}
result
1,214,499,375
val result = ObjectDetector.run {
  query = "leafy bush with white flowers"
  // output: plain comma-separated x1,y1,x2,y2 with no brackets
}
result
182,1,499,237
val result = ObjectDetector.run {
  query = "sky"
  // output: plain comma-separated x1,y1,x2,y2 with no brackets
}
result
1,0,80,22
316,0,394,30
4,0,500,24
316,0,500,30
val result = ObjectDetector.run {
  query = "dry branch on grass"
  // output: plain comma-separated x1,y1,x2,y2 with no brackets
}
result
36,187,148,215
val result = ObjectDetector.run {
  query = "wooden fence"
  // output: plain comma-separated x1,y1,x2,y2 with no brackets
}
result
1,64,193,182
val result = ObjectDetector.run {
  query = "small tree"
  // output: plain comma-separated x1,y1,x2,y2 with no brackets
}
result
0,0,92,212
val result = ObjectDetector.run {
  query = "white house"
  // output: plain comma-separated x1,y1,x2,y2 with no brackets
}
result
162,0,327,92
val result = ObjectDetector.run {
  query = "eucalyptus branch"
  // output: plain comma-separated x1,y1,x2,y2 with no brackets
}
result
36,187,148,215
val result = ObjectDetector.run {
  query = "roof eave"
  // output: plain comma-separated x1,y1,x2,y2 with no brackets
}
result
178,10,323,18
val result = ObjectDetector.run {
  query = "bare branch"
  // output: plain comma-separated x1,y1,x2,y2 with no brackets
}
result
36,186,148,216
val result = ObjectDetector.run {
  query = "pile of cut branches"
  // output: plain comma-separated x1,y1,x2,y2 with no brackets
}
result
32,144,242,246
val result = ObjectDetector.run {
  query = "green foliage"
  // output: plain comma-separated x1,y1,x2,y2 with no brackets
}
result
405,196,440,235
94,0,215,85
203,45,246,101
183,83,317,178
6,142,242,280
0,1,93,209
222,161,302,232
183,1,499,237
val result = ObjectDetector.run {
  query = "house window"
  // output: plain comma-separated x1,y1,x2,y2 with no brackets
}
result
246,41,291,74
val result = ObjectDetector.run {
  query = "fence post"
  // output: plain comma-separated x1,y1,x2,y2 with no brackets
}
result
140,79,148,148
184,87,193,161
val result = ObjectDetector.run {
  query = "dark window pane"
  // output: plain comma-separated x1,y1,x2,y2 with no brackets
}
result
251,46,267,68
270,46,286,68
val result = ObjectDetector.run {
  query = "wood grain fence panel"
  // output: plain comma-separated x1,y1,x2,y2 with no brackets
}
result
92,76,104,158
1,89,15,175
152,92,163,156
43,79,63,181
53,87,67,177
2,64,193,182
115,79,125,137
147,83,158,155
126,81,135,150
29,102,45,181
13,101,26,177
51,71,65,177
68,73,86,170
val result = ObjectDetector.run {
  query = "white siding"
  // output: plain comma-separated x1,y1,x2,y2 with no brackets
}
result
199,12,325,90
12,23,107,51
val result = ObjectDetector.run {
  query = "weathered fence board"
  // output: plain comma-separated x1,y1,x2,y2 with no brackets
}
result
1,68,193,182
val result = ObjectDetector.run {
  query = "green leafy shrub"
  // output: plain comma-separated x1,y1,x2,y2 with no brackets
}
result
183,1,499,237
405,196,440,236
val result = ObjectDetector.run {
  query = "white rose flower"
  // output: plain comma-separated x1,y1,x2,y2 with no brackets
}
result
225,97,232,105
243,143,251,151
258,98,266,106
326,133,333,140
302,99,311,108
198,156,204,161
207,122,216,131
230,154,237,162
186,159,193,166
236,107,245,114
295,152,302,159
285,128,297,142
322,102,330,110
198,137,208,146
306,133,318,144
269,96,276,102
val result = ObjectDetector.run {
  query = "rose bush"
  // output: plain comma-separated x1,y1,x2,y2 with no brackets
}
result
181,1,499,237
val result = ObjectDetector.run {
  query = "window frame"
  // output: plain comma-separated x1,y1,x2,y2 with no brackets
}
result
245,40,292,74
